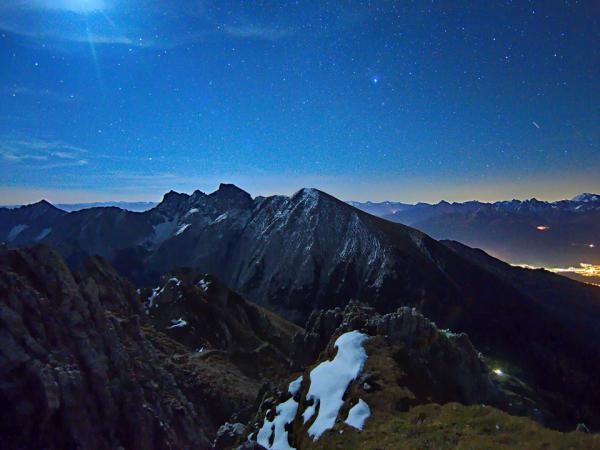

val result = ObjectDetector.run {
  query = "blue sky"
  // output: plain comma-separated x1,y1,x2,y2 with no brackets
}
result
0,0,599,204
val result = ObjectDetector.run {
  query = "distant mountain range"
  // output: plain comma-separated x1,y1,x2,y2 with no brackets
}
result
2,201,157,212
349,193,600,276
2,183,600,430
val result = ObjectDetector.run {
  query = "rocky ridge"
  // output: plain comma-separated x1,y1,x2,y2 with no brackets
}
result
243,302,598,449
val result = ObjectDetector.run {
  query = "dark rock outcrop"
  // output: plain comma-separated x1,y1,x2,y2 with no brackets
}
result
0,245,212,449
0,246,300,449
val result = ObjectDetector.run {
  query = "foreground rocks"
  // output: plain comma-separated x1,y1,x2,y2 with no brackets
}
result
0,245,298,449
0,245,212,448
1,247,598,449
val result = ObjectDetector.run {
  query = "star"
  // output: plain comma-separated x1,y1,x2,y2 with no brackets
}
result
371,75,380,84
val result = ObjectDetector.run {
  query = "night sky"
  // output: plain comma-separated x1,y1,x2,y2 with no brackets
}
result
1,1,599,204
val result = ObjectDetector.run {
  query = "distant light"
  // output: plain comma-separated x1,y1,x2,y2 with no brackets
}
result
536,225,550,231
493,369,504,376
589,244,596,248
371,75,380,84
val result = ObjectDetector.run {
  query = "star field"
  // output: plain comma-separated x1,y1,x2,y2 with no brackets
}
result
0,0,598,203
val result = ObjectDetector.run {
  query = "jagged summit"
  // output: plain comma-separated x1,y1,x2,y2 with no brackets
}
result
160,190,189,203
155,184,252,212
189,189,206,202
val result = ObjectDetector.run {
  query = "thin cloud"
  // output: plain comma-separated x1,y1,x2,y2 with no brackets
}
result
0,137,89,169
0,1,295,49
0,19,136,46
0,0,111,14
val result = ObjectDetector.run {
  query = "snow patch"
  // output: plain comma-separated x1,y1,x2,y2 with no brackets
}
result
213,212,229,223
7,224,28,241
288,376,303,396
168,277,182,286
302,404,316,424
186,208,199,216
146,277,182,313
35,227,51,241
168,318,187,329
176,223,191,235
303,330,369,440
145,287,160,312
197,278,211,292
256,397,298,450
344,399,371,430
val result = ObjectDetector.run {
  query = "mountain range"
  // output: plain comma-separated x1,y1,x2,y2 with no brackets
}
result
1,184,600,447
349,193,600,274
2,201,157,212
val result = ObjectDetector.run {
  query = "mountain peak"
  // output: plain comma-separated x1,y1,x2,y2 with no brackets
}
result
292,187,322,199
216,183,248,194
155,190,191,216
210,183,252,200
189,189,206,205
571,192,600,202
161,190,189,203
32,199,53,208
24,199,62,213
206,183,253,210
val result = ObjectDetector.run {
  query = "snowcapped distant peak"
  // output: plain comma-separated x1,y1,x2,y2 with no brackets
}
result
571,193,600,202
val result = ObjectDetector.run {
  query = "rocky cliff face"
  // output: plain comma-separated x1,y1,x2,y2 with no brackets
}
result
0,245,211,449
0,245,298,449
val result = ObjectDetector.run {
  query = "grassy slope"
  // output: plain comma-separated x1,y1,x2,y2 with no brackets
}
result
294,338,598,450
311,402,599,450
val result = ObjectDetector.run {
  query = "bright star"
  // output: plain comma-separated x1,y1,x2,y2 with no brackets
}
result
371,75,380,84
